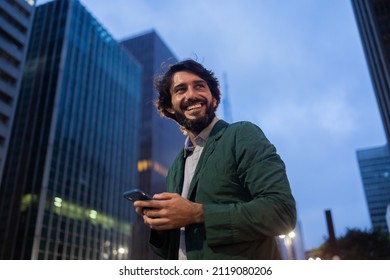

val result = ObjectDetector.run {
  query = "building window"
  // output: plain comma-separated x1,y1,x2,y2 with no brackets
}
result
0,90,12,105
0,112,9,126
0,69,17,86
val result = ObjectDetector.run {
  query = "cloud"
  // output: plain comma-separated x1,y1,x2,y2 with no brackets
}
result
258,87,358,143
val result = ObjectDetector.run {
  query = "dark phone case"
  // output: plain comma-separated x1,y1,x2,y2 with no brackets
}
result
123,189,152,202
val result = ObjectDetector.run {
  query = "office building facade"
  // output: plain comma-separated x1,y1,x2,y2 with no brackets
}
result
0,0,141,259
121,30,185,259
0,0,35,181
357,145,390,233
386,204,390,232
352,0,390,143
352,0,390,234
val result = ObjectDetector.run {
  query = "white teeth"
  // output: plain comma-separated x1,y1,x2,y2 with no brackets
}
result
186,104,202,110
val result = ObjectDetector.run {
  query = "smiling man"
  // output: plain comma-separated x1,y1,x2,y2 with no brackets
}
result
168,71,217,136
133,59,296,260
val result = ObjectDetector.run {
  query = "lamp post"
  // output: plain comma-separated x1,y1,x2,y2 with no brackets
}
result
279,231,296,260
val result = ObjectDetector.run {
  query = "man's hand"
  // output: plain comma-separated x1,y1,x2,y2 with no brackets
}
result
133,192,204,230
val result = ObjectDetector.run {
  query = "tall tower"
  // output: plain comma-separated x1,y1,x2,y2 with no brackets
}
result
0,0,141,259
121,30,185,259
352,0,390,234
0,0,35,181
352,0,390,142
356,145,390,233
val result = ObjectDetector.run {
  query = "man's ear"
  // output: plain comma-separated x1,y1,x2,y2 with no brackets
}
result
212,98,217,109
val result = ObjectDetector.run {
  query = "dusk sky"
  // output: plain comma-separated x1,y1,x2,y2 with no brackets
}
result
37,0,386,251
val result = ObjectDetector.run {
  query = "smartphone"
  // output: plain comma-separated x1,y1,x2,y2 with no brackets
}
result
123,189,153,202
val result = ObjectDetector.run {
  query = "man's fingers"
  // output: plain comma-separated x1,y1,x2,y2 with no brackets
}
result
143,215,170,230
153,192,179,200
134,199,161,209
143,208,162,218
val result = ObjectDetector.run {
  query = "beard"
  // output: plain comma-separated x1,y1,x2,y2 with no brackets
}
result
174,99,216,135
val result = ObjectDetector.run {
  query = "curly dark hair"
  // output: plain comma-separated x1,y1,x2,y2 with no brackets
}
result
154,59,221,122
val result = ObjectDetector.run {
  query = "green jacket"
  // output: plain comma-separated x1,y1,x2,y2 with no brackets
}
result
150,120,296,259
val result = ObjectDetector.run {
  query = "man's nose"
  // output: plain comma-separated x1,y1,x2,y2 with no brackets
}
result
185,86,196,98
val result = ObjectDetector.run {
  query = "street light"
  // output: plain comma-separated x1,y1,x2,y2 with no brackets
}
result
279,231,295,260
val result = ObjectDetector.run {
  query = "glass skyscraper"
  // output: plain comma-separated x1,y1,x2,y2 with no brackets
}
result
0,0,141,259
0,0,35,181
352,0,390,234
352,0,390,144
121,31,185,259
357,145,390,233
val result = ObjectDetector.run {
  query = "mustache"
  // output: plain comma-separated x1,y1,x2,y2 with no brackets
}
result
181,98,206,109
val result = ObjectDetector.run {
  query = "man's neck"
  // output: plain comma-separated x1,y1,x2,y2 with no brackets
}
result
187,117,219,146
187,131,198,146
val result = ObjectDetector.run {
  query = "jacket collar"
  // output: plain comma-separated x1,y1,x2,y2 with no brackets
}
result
183,117,220,158
187,119,229,200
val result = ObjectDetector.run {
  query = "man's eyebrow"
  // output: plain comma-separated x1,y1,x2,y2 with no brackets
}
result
174,79,205,86
172,83,186,91
171,79,207,92
192,79,207,84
